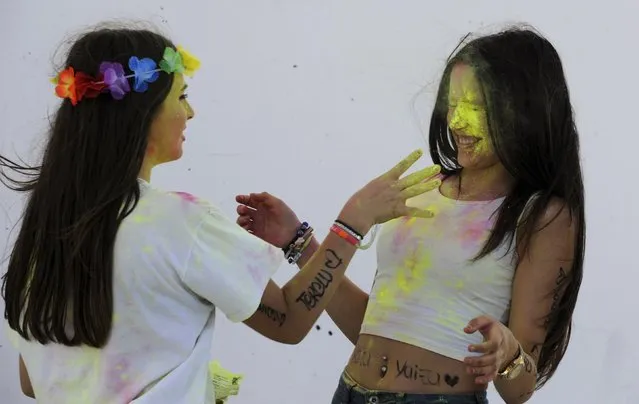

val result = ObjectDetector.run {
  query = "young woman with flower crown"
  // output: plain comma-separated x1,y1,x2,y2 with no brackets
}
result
0,26,442,403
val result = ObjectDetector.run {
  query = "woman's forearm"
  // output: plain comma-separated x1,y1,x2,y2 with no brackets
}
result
493,338,539,403
296,237,369,344
278,231,358,343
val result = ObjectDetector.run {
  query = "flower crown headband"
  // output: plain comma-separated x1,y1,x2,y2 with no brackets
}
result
50,45,200,106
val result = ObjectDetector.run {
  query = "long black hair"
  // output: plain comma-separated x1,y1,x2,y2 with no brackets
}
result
1,26,176,348
429,27,585,389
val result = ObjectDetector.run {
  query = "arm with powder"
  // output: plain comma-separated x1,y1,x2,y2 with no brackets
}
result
240,154,440,345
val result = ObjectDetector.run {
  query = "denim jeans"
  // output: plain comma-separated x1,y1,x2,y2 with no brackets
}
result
331,371,489,404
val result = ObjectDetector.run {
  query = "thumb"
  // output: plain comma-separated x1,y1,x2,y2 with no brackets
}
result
235,194,250,203
236,192,271,208
464,316,494,335
405,207,435,219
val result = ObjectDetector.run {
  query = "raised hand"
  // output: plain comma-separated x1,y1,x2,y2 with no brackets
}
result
236,149,441,248
235,192,301,248
337,149,441,235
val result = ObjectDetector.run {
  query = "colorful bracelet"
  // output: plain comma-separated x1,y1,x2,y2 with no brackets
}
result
330,223,361,247
283,222,314,264
282,221,310,252
334,219,364,240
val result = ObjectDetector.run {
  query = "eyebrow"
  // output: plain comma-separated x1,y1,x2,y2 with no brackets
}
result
182,84,188,91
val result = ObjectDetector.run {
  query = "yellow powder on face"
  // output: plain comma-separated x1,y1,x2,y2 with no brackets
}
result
447,64,492,157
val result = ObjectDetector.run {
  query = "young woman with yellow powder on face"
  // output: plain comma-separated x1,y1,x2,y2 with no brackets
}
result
236,27,585,404
0,24,443,403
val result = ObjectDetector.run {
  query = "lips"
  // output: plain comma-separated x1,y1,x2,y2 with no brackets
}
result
454,133,480,147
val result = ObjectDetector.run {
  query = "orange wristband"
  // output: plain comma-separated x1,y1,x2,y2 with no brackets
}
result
330,223,360,247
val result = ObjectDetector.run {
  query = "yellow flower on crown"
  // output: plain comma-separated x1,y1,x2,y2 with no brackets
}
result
177,45,201,77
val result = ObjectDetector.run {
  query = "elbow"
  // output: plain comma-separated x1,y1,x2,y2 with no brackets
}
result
282,328,306,345
283,336,303,345
270,324,305,345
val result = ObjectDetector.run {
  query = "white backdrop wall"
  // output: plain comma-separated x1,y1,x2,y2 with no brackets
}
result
1,1,637,403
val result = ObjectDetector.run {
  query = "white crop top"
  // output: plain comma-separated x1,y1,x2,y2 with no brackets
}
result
360,184,517,362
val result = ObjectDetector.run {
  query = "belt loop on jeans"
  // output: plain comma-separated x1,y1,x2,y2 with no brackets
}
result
475,390,486,403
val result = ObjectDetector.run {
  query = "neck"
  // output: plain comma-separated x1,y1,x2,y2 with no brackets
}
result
457,164,513,199
139,160,153,182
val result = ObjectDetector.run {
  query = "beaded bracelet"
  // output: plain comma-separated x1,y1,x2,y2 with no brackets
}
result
283,222,314,264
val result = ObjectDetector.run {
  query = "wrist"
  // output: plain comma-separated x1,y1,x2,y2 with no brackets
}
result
499,333,522,373
296,236,319,269
281,220,303,249
337,208,372,237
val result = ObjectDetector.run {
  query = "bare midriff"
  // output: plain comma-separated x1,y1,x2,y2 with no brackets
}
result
344,334,488,394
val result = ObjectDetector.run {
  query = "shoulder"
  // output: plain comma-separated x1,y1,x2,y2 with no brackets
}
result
169,191,221,214
533,196,576,233
131,185,228,239
143,185,222,218
517,196,577,268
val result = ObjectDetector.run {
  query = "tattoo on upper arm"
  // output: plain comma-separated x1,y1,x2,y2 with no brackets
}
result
530,344,541,355
545,266,568,328
295,249,343,311
257,303,286,327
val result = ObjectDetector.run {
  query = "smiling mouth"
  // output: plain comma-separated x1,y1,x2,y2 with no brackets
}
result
454,134,480,147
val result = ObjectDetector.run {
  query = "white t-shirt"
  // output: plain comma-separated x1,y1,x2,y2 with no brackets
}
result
4,179,283,403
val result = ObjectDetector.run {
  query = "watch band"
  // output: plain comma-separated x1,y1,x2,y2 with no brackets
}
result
497,343,525,380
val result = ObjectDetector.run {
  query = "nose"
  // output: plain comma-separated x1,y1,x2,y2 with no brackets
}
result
186,101,195,120
448,106,466,130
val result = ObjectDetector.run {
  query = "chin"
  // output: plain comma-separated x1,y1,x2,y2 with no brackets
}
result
456,150,495,170
457,150,480,168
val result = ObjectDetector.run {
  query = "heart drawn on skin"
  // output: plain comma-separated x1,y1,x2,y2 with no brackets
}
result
444,374,459,387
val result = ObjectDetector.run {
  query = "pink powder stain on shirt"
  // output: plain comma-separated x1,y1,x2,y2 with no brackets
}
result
246,263,265,286
173,191,199,204
105,356,137,400
390,223,413,255
458,207,492,249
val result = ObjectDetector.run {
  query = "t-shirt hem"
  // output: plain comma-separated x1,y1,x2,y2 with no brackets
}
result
359,326,468,363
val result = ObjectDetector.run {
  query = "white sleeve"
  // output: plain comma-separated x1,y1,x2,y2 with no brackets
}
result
179,203,284,323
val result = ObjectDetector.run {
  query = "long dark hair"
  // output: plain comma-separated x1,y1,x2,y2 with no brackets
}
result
429,27,585,389
1,26,176,348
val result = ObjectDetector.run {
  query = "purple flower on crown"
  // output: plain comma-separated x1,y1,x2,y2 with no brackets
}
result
128,57,159,92
99,62,131,100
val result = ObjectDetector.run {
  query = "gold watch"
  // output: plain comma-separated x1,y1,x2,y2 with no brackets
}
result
497,344,525,380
